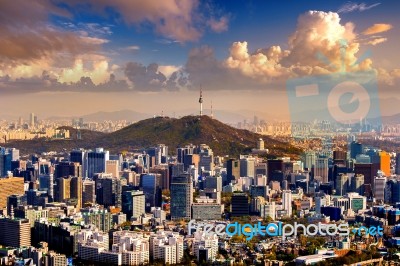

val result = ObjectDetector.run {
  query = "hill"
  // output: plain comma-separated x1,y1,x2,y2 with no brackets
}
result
5,116,302,158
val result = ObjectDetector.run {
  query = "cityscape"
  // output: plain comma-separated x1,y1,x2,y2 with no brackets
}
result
1,1,400,266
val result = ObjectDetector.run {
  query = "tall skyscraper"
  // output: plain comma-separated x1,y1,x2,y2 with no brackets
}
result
87,148,109,178
29,113,35,128
150,165,170,190
396,153,400,175
106,160,120,178
282,190,292,217
70,176,83,210
0,177,24,213
122,190,145,220
354,163,379,191
240,156,255,178
267,159,284,183
314,156,329,183
170,174,193,220
96,176,122,208
38,174,54,201
302,151,316,170
379,151,391,176
82,179,95,206
336,174,349,196
55,176,71,202
374,176,386,201
350,141,363,159
226,159,240,185
198,145,214,173
55,161,81,179
140,173,162,212
351,174,364,195
231,193,249,217
0,217,31,248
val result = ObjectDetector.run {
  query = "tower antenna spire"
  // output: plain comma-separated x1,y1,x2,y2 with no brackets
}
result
199,85,203,116
211,100,213,119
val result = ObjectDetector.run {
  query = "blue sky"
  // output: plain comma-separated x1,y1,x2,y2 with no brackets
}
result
0,0,399,118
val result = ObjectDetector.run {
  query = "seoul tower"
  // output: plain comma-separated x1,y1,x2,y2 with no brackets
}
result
199,86,203,116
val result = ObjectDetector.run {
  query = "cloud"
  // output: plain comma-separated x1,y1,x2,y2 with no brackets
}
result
0,0,104,64
223,11,367,84
158,65,181,78
338,2,381,13
123,45,140,51
366,37,387,45
207,16,229,33
362,23,393,35
66,0,229,42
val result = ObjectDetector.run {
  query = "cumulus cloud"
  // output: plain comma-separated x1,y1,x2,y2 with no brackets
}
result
338,2,381,13
223,11,369,84
362,23,393,35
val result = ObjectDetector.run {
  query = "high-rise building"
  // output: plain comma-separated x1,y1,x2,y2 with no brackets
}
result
82,179,95,206
240,156,255,178
38,174,54,201
351,174,364,195
350,141,363,159
55,176,71,202
122,190,145,220
354,163,379,190
336,174,349,196
282,190,292,217
140,173,162,212
30,113,35,128
0,217,31,247
396,153,400,175
0,177,24,212
302,151,316,170
204,176,222,192
226,159,240,184
379,151,391,176
55,161,81,179
333,150,347,164
267,159,284,183
231,193,249,217
106,160,120,178
314,156,329,183
70,176,83,210
199,145,214,173
170,174,193,220
374,176,386,201
96,176,122,208
150,165,170,190
87,148,109,178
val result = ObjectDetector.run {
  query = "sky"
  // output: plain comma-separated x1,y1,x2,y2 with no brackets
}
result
0,0,399,121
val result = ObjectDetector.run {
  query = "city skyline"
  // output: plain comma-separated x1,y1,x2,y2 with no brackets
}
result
0,1,399,119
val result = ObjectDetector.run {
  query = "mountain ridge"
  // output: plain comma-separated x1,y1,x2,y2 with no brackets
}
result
5,115,302,158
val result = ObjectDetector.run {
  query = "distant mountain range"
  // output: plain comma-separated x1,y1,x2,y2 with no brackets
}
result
5,115,302,158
